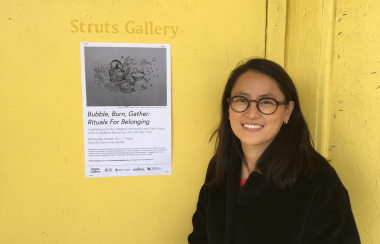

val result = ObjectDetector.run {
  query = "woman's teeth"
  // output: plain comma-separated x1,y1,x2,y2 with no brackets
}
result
243,124,263,129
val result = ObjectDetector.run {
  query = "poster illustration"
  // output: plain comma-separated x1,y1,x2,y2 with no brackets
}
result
80,42,171,177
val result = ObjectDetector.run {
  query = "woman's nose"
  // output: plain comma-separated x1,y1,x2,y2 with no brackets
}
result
244,102,261,118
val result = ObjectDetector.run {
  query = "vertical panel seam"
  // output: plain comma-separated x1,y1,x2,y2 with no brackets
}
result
283,0,290,69
315,0,337,157
265,0,269,58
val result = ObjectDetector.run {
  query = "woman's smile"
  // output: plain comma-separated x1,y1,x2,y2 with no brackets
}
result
242,123,264,130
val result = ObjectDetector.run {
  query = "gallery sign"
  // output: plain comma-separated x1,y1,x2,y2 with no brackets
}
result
71,20,179,38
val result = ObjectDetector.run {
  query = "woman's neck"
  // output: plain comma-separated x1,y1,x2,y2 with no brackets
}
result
240,144,267,178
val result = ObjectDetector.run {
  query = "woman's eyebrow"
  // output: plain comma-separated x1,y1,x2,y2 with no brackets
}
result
257,94,276,98
234,92,251,97
233,92,276,99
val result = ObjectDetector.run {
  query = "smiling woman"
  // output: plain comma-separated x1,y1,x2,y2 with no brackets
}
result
188,58,361,244
228,71,294,174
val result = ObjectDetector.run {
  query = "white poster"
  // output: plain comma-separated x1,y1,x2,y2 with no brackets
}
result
80,42,171,177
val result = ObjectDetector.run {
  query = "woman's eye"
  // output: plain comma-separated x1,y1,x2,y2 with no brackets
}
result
260,99,275,105
235,98,246,103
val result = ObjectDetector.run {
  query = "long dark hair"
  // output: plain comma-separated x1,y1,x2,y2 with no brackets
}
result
208,58,330,189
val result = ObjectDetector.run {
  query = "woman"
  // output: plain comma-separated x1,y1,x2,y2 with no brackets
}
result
188,58,360,244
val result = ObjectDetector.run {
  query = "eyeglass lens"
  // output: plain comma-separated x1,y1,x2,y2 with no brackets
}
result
230,97,278,114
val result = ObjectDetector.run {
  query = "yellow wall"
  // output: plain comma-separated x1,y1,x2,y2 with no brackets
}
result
2,0,379,243
329,1,380,243
0,0,266,243
285,0,380,243
284,0,334,156
266,0,287,66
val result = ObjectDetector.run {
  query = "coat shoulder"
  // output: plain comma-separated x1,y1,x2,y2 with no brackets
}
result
309,164,346,191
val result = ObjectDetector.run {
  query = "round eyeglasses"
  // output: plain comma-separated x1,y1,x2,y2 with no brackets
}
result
227,96,287,115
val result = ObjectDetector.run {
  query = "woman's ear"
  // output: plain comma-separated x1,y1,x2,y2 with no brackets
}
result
285,101,294,121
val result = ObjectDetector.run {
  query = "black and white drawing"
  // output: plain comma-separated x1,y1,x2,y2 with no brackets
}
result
84,46,167,106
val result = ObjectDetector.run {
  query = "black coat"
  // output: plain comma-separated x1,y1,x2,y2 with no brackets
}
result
188,157,361,244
